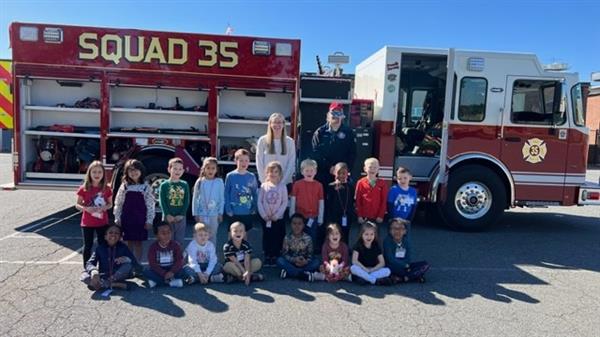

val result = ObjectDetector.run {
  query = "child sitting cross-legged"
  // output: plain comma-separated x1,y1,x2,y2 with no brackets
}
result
350,222,393,285
80,225,138,291
383,218,429,283
276,213,320,282
143,222,187,288
222,221,264,285
312,223,351,283
183,222,225,285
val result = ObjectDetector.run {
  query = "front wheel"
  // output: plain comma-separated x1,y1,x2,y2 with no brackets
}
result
440,165,506,231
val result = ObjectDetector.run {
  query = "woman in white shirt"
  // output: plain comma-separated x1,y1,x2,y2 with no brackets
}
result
256,112,296,185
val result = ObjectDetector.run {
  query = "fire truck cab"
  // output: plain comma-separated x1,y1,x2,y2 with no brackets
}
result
355,47,599,230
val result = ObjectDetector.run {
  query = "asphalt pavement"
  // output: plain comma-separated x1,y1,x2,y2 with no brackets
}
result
0,153,599,337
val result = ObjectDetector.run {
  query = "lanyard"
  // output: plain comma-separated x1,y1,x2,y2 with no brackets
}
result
201,178,216,212
335,182,349,216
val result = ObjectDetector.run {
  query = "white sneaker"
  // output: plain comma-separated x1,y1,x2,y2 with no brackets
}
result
169,279,184,288
147,280,157,288
312,272,325,281
210,273,224,283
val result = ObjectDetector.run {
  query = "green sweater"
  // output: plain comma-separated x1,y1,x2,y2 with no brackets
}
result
159,179,190,219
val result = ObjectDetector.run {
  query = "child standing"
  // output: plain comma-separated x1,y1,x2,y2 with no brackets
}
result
76,160,113,268
143,222,186,288
387,166,418,226
224,149,258,232
159,157,190,248
183,222,224,284
314,223,351,283
223,222,264,285
355,158,389,236
81,225,137,291
350,222,392,285
383,218,429,283
276,213,320,281
325,162,355,244
192,157,224,245
258,161,288,266
290,159,324,251
113,159,155,262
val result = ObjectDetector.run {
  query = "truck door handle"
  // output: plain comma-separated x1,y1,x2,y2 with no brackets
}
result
504,137,521,142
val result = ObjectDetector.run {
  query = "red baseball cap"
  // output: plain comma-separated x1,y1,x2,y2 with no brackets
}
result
329,101,343,112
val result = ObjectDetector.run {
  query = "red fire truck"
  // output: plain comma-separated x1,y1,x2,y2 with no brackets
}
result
355,47,600,230
8,22,300,199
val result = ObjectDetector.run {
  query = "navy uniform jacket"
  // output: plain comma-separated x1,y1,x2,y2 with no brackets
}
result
311,123,356,182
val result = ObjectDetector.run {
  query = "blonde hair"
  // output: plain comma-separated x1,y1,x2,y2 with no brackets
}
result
364,157,380,167
168,157,184,169
230,221,246,232
300,158,317,171
265,161,283,183
83,160,106,191
265,113,287,155
194,222,208,233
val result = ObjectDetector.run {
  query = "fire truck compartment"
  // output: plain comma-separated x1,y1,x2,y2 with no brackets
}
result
394,155,439,181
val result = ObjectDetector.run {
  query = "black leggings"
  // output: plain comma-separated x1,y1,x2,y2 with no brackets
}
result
261,218,285,259
81,226,108,267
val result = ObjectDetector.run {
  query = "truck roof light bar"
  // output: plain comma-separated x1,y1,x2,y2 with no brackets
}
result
43,27,63,43
253,41,271,55
19,26,38,42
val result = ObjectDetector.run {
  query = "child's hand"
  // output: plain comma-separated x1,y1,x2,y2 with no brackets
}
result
243,271,251,285
115,257,128,264
376,217,383,224
145,223,152,230
166,215,175,223
115,219,121,226
175,215,184,222
199,273,209,284
164,271,174,281
227,212,233,217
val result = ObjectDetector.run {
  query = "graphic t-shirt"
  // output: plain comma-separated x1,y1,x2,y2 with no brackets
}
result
387,185,417,220
223,239,253,263
77,185,112,227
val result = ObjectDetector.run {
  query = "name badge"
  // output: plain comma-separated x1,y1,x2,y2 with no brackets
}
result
341,216,348,227
395,247,406,259
236,251,245,262
266,220,272,228
159,251,173,264
307,218,314,228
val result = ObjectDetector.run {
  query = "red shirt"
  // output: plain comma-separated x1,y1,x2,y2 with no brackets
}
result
291,179,324,218
355,177,388,219
77,185,112,227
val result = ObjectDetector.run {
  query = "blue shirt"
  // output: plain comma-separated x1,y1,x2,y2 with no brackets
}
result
383,235,411,271
224,170,258,215
387,184,417,220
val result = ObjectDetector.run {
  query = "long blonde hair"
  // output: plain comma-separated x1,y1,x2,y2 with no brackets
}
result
265,112,287,155
83,160,107,191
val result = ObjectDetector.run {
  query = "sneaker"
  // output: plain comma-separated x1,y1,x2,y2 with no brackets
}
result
280,269,287,279
210,273,224,283
184,275,195,285
376,277,394,286
345,274,352,282
302,271,313,282
312,272,325,282
169,279,184,288
224,274,236,284
251,273,265,282
133,264,144,278
147,279,157,288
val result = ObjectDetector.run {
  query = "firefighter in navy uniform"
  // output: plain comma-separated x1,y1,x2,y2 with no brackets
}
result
311,102,357,187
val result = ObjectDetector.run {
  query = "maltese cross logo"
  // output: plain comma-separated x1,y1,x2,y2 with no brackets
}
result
522,138,547,164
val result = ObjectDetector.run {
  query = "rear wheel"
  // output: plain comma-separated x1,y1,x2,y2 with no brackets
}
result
440,165,506,231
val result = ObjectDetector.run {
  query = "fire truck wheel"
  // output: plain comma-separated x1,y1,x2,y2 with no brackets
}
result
441,165,506,231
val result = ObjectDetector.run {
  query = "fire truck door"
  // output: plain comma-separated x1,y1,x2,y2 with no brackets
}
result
501,76,569,201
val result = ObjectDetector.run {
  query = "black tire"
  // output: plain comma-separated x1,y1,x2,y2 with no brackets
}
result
440,165,506,231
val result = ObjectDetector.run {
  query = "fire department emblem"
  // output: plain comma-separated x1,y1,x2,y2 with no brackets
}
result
522,138,547,164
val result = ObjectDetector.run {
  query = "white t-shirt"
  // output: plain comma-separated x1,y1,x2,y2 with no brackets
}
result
185,240,218,274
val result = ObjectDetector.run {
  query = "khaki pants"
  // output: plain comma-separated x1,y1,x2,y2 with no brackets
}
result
223,258,262,278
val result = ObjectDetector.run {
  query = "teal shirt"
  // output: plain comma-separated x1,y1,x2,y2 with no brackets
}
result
159,180,190,219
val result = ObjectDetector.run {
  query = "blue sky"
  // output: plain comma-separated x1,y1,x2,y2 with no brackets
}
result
1,0,599,80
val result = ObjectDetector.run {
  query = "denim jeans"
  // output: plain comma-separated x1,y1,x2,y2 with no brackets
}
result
276,256,321,278
183,263,223,283
143,267,186,286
